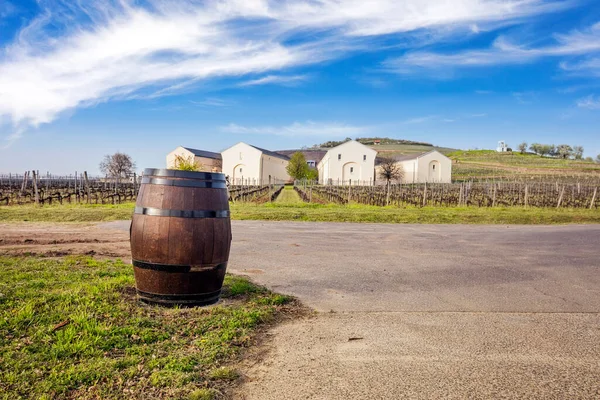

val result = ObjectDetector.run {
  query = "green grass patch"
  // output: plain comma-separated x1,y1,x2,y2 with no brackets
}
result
274,186,303,204
0,256,295,399
231,202,600,224
1,201,599,224
0,202,135,222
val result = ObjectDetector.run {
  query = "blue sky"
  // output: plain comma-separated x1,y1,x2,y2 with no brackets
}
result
1,0,599,175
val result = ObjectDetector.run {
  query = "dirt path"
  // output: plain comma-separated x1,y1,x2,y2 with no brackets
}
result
0,222,130,258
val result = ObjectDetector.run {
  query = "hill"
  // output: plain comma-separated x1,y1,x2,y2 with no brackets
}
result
449,150,600,182
314,137,434,148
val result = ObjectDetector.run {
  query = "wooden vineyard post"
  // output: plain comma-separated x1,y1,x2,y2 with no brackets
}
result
422,182,427,207
347,183,351,204
492,184,497,207
20,171,28,194
385,180,391,206
32,170,40,206
309,186,312,203
557,186,565,209
590,188,597,210
524,185,529,208
83,171,91,204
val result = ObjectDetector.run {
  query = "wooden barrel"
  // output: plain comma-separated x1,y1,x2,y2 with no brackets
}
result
130,168,231,306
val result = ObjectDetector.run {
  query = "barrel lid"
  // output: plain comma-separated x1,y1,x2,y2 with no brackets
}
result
143,168,226,181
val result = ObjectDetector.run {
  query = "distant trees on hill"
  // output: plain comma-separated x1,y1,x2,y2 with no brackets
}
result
528,143,586,160
313,137,433,148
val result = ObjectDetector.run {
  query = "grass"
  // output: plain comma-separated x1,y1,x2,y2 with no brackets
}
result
0,202,134,222
1,201,599,224
274,186,303,204
231,202,600,224
0,256,296,399
448,150,600,180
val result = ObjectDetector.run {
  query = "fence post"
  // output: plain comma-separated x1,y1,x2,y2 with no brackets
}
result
556,187,565,209
83,171,91,204
32,170,40,206
524,184,529,208
422,182,427,207
590,188,597,209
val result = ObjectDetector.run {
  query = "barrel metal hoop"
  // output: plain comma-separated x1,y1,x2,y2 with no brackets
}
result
141,177,227,188
133,260,227,273
143,168,225,181
136,289,222,304
134,206,229,218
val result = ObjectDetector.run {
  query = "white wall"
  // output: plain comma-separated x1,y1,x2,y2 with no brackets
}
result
166,146,222,172
318,140,377,185
221,143,262,185
415,151,452,183
375,151,452,184
261,154,291,184
222,142,291,185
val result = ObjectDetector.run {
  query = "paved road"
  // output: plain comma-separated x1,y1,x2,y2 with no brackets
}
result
226,222,600,313
98,221,600,398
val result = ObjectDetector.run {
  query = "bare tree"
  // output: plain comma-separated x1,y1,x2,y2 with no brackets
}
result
518,142,527,154
573,145,584,160
99,152,136,185
378,157,405,206
378,156,405,184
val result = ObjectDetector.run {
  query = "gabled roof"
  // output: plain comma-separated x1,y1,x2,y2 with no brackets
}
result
249,144,290,161
375,150,449,165
324,139,378,154
276,149,327,164
182,147,222,160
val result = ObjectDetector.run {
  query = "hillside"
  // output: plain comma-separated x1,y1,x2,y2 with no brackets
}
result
449,150,600,182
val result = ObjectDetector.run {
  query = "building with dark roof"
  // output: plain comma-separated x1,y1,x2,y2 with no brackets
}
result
166,146,222,172
221,142,291,185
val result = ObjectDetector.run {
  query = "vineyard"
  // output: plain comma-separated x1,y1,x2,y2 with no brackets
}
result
0,172,285,206
0,172,138,206
294,181,599,209
228,185,283,203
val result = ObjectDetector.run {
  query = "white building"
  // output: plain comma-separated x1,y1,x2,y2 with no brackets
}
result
166,146,222,172
376,150,452,184
317,140,377,185
221,142,291,185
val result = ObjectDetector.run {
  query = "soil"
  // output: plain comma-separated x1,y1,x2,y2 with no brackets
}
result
0,222,131,258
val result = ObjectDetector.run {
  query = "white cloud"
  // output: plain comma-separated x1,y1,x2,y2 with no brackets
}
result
189,98,233,107
238,75,308,87
220,121,368,137
402,115,437,124
385,22,600,74
0,0,574,144
512,91,537,104
560,57,600,77
576,95,600,110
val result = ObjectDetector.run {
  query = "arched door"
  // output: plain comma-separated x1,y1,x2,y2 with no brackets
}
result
428,160,440,182
232,164,246,185
342,162,360,183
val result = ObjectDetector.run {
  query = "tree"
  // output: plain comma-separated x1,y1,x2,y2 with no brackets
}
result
518,142,528,154
585,156,593,162
529,143,541,155
99,153,136,183
573,146,584,160
173,154,200,171
286,152,310,180
556,144,573,159
377,157,405,185
596,154,600,163
378,157,404,206
306,167,318,181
